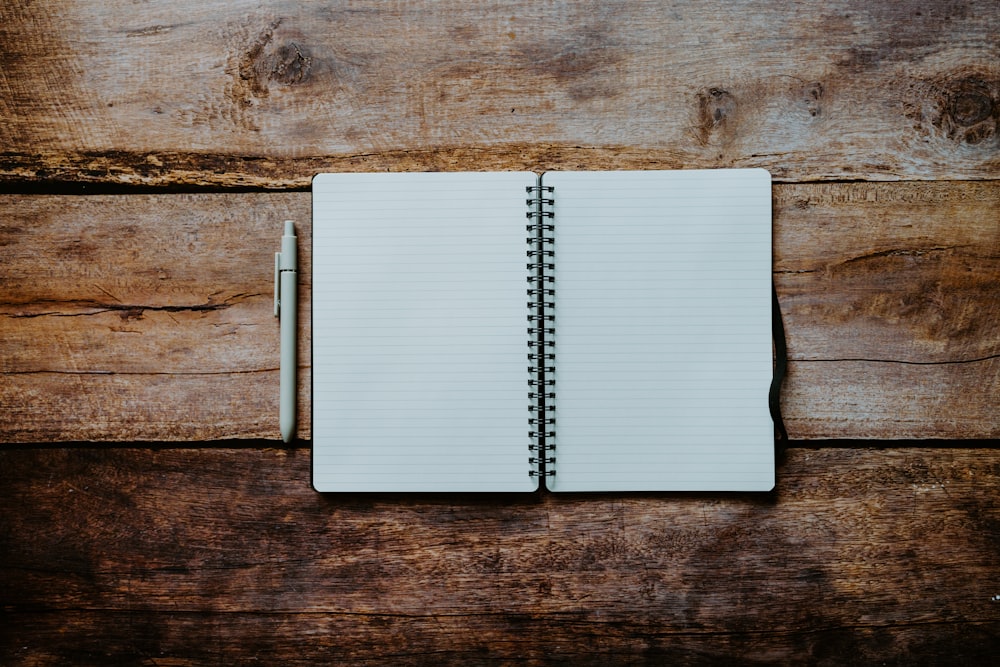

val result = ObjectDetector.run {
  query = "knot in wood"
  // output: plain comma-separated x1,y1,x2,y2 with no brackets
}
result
271,42,312,86
950,89,993,128
696,87,738,146
931,72,999,146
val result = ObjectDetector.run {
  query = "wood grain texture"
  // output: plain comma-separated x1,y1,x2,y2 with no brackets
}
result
2,3,996,665
0,193,311,442
774,181,1000,438
1,182,997,443
1,447,998,665
1,0,998,187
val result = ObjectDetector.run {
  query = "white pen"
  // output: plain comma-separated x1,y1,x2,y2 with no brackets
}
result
275,220,298,443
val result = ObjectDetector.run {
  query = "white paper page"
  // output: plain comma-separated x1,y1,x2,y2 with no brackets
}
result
312,172,538,492
546,169,774,491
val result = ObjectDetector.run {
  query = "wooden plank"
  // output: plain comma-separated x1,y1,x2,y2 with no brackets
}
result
1,182,997,442
4,613,997,666
0,193,309,442
1,0,997,186
1,447,997,664
774,181,1000,438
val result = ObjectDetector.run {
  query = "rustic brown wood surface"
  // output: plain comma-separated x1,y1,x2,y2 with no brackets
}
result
2,182,997,442
1,193,307,442
1,0,998,187
2,0,999,663
1,447,998,665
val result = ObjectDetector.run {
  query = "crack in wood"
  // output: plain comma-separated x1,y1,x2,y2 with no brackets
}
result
1,148,998,191
1,368,278,376
3,294,262,319
838,245,973,266
797,353,1000,366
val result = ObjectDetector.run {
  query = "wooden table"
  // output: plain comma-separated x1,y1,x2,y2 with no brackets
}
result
2,1,998,663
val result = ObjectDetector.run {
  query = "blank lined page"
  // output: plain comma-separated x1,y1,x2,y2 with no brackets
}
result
312,172,538,492
546,169,774,491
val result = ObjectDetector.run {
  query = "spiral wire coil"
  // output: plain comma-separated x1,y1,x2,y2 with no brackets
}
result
526,179,556,478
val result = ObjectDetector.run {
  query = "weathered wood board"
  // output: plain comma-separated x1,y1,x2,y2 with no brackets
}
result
1,1,998,663
1,447,997,664
1,0,997,187
2,182,997,442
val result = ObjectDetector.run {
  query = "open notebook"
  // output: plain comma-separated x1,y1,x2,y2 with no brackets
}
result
312,170,775,492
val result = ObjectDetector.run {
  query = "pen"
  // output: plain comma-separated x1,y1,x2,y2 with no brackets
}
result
275,220,298,443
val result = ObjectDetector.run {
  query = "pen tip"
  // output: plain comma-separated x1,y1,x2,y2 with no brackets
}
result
284,220,295,236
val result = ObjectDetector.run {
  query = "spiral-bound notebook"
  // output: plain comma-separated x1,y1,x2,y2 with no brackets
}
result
312,169,775,492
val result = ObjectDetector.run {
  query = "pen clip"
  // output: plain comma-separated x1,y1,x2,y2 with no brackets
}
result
274,251,281,318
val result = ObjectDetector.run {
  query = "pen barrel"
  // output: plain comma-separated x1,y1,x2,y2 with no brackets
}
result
279,269,297,440
279,235,297,270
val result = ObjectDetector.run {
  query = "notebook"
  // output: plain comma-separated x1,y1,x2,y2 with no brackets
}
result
312,169,775,492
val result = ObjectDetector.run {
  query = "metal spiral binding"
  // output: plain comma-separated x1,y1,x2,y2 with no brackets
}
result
526,177,555,479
